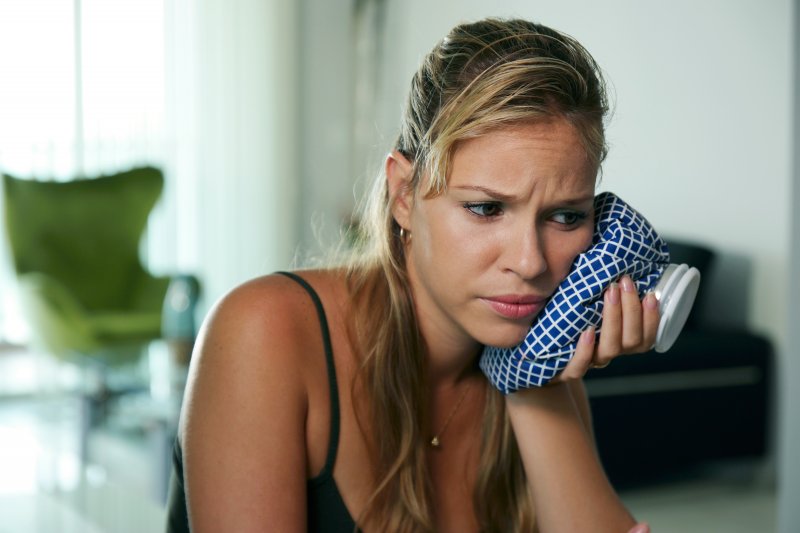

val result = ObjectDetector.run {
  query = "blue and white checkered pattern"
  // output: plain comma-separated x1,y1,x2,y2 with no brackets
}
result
479,192,670,394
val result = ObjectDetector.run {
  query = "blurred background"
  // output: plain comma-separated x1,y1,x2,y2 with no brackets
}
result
0,0,797,531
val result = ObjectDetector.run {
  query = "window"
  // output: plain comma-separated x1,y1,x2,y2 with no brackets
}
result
0,0,165,341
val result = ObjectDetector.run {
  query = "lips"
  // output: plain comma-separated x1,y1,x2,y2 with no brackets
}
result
482,294,547,320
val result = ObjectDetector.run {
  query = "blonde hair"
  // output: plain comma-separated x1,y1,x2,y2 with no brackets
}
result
344,17,608,532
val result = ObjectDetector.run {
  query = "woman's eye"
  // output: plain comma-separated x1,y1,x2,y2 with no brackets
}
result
550,210,586,226
464,202,503,218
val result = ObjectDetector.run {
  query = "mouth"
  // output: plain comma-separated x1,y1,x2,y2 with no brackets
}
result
481,295,547,320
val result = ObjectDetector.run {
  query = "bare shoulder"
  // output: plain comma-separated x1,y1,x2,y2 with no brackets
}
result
196,272,326,362
179,269,345,531
182,270,347,425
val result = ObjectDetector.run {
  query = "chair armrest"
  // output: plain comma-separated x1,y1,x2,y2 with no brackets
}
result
130,272,201,311
17,272,100,356
125,271,202,341
161,274,202,339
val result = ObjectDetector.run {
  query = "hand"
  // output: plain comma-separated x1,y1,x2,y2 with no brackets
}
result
552,275,659,383
627,522,650,533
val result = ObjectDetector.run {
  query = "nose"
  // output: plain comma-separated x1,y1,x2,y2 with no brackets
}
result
500,221,548,281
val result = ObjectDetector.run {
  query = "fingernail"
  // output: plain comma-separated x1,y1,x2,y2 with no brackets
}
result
581,326,596,344
607,282,620,304
621,275,635,293
629,522,650,533
644,291,658,309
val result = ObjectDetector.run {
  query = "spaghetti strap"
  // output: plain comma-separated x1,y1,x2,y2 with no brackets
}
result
166,271,356,533
276,271,341,478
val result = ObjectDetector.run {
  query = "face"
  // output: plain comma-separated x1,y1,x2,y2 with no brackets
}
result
392,119,597,353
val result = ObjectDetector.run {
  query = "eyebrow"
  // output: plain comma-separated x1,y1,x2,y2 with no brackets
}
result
452,185,516,202
552,194,596,206
452,185,595,206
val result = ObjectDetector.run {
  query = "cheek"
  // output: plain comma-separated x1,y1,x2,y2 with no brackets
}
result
414,206,498,273
410,212,457,281
546,227,594,279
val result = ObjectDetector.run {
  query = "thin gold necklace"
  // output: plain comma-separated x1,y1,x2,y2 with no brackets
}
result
430,382,472,448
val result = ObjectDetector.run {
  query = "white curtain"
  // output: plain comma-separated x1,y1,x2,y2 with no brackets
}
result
160,0,299,318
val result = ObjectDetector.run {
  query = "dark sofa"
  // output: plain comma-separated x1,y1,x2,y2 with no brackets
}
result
584,240,773,488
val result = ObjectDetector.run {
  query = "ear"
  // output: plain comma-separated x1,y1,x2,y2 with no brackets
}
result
385,150,415,231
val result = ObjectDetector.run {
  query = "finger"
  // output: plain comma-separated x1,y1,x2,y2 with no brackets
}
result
596,282,621,363
619,275,643,349
553,327,595,383
642,291,660,350
627,523,650,533
572,326,596,374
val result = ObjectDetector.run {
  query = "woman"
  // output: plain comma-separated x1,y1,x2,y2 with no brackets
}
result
168,17,658,532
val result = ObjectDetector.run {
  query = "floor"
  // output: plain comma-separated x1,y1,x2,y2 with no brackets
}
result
620,463,776,532
0,348,778,533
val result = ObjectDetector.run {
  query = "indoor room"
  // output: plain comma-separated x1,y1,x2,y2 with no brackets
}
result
0,1,798,531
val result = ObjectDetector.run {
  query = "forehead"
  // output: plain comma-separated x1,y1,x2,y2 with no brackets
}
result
445,119,597,194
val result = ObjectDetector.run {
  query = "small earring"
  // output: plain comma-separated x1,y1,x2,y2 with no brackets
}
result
398,227,411,243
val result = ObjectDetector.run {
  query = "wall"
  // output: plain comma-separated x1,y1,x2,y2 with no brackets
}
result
296,0,357,261
296,0,398,263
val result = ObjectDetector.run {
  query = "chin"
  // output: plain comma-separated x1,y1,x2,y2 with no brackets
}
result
475,324,530,349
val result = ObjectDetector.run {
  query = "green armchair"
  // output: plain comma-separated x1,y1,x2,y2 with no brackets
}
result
2,167,199,363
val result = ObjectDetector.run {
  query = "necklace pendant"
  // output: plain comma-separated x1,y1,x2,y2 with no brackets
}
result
430,436,441,447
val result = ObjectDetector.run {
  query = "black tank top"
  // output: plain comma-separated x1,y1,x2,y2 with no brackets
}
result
164,271,357,532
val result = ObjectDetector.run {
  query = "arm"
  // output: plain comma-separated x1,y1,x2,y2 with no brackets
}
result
508,276,658,532
507,382,634,532
179,276,310,532
567,379,595,446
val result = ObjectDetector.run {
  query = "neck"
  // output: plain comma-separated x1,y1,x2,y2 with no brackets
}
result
409,307,482,388
418,321,483,387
